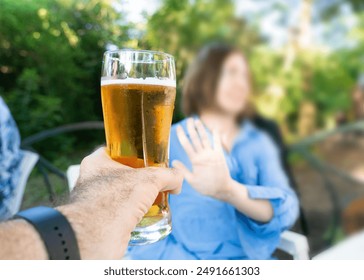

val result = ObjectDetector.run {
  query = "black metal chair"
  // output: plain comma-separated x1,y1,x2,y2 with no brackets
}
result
21,120,364,250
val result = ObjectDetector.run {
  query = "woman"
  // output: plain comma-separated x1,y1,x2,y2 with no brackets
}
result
128,44,299,259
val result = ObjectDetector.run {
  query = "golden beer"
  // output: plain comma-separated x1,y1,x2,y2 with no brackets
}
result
101,78,176,241
101,49,176,245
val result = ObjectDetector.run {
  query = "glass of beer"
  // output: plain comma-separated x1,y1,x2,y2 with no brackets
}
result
100,50,176,245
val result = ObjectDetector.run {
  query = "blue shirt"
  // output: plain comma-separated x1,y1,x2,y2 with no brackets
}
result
128,117,299,259
0,96,24,221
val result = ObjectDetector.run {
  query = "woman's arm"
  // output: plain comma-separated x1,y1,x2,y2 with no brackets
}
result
218,179,273,222
173,118,299,259
173,118,273,222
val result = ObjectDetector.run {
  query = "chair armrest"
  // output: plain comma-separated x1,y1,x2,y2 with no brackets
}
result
66,165,80,192
278,230,310,260
10,150,39,216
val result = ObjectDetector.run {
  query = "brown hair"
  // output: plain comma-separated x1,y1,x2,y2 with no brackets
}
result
182,43,253,120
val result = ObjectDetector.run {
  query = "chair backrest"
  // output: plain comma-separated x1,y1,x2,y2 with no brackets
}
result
67,165,80,192
10,150,39,215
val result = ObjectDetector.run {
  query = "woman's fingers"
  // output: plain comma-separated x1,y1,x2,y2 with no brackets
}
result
172,160,193,183
212,129,224,154
187,118,203,152
177,125,196,158
195,119,212,149
177,118,215,158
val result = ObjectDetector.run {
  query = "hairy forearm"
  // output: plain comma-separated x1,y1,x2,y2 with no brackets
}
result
220,179,273,222
57,204,131,260
0,148,182,260
0,204,131,260
0,219,47,260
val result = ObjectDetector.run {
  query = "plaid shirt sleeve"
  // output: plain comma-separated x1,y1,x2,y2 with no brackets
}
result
0,96,24,221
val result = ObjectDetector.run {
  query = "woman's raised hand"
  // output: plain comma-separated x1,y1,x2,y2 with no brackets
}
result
173,118,232,199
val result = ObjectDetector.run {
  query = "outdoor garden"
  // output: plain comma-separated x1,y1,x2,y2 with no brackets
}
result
1,0,364,257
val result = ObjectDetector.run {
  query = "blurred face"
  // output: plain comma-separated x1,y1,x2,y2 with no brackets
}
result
214,52,250,116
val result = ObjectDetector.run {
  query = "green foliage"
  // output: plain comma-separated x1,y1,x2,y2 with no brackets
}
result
1,0,363,156
250,46,355,134
0,0,128,158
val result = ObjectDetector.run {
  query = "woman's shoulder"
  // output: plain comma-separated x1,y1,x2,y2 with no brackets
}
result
236,120,278,154
241,120,272,142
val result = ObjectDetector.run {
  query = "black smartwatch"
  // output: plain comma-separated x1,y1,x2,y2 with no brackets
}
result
14,206,80,260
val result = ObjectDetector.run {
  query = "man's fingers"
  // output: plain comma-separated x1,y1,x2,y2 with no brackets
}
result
144,167,184,194
176,125,196,158
172,160,193,183
80,147,185,197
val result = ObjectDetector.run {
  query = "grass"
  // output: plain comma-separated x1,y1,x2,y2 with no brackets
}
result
21,171,69,209
21,143,98,209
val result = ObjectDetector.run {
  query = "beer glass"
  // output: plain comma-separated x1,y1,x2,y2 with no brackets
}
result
100,50,176,245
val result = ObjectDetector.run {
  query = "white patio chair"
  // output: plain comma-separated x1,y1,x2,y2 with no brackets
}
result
67,164,310,260
8,150,39,216
67,165,80,192
278,230,310,259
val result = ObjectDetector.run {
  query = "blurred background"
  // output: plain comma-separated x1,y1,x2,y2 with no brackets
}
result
1,0,364,257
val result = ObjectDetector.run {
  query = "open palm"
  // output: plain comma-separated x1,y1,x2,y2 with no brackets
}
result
172,118,231,198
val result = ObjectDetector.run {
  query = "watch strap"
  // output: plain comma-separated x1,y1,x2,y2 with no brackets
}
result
14,206,80,260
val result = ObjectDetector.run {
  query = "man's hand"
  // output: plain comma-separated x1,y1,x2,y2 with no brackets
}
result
59,147,183,259
0,147,183,260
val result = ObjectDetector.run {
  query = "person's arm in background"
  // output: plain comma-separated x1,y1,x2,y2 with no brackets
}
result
0,96,24,220
0,148,183,260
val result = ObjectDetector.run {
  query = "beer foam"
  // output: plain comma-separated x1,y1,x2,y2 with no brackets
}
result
101,78,176,87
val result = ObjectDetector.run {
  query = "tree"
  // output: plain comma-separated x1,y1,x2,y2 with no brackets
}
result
0,0,129,158
0,0,128,134
140,0,262,121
